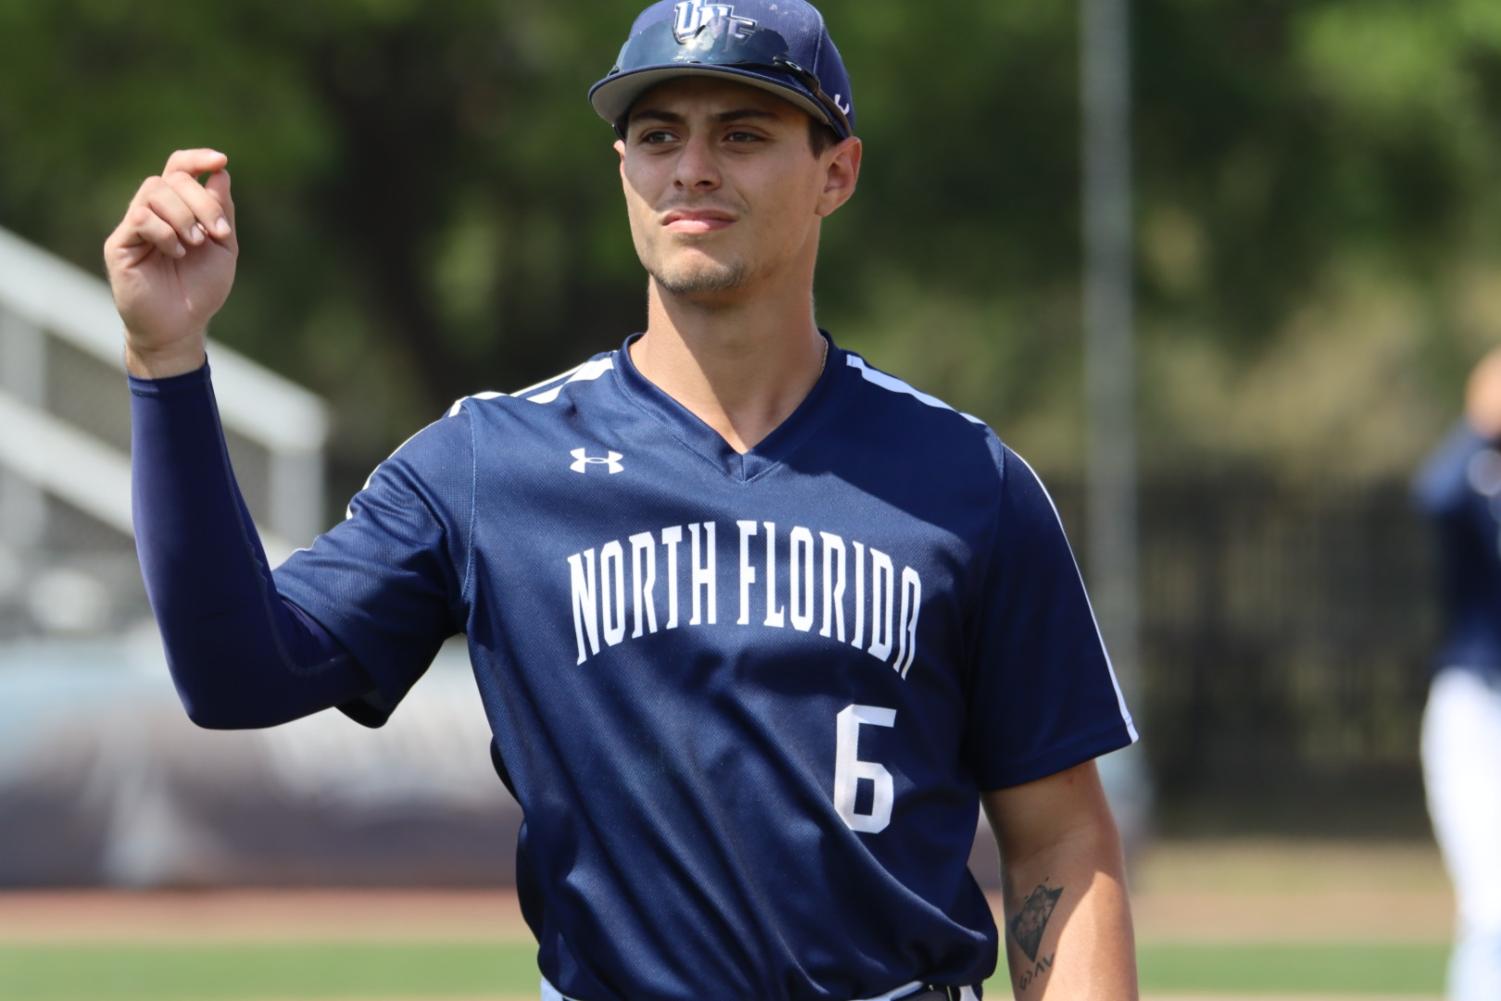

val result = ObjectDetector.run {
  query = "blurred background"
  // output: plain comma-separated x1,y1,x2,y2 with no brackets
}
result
1,0,1494,997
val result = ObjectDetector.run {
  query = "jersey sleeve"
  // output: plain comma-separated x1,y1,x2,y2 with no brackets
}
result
964,444,1138,789
274,404,475,726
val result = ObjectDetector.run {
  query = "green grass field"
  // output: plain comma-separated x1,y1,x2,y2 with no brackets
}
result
0,940,1449,999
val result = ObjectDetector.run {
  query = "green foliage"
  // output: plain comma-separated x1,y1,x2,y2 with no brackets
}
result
4,0,1500,482
1135,0,1501,475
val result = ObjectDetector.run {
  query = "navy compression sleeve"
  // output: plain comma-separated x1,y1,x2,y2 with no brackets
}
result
130,362,371,728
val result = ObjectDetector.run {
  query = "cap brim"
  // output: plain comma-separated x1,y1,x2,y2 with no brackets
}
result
589,65,842,135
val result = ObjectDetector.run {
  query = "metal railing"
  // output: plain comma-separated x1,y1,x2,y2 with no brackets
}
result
0,225,329,576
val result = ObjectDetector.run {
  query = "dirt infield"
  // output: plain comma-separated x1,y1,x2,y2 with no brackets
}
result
0,888,527,943
0,837,1450,940
0,839,1455,1000
1130,837,1453,944
2,837,1448,944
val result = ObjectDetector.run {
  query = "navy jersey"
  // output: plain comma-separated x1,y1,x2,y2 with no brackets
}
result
274,333,1137,1000
1415,421,1501,681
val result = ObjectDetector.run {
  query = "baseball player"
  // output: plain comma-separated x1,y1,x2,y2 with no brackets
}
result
1414,348,1501,1001
106,2,1140,998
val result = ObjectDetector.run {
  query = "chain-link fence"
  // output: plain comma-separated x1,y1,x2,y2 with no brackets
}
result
1052,472,1438,831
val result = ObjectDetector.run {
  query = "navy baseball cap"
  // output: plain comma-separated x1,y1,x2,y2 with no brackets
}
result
589,0,855,139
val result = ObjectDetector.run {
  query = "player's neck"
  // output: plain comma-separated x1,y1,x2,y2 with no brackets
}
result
633,282,827,454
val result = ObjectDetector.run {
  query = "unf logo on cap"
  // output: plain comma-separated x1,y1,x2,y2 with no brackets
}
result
673,0,758,43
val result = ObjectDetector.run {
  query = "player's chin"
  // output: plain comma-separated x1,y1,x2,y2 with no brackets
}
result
650,255,747,297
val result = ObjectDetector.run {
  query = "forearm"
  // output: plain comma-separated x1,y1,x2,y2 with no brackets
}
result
130,362,367,727
997,815,1138,1000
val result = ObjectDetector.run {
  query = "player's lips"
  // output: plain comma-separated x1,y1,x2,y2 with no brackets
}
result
662,209,736,234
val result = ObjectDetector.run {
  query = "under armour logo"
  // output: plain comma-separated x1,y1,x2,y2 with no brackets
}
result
673,1,757,43
571,448,624,475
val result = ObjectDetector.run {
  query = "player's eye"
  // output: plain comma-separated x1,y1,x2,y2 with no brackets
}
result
724,130,765,144
637,129,678,145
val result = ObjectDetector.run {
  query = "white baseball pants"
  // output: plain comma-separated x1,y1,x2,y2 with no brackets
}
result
1423,667,1501,1001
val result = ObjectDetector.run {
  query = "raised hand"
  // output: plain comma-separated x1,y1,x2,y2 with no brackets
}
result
104,149,238,378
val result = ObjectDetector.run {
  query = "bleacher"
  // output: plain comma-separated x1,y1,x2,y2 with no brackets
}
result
0,225,330,639
0,229,517,889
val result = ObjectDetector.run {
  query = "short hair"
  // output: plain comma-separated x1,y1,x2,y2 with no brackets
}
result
808,119,841,157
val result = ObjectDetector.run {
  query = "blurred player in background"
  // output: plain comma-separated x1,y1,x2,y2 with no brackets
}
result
1413,347,1501,1001
105,1,1139,998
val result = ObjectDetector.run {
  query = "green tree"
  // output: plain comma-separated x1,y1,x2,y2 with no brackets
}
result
7,0,1501,483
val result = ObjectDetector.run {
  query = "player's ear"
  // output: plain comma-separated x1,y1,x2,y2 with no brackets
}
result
815,137,861,218
615,138,626,164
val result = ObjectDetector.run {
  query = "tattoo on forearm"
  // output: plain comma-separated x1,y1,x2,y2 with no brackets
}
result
1009,882,1063,962
1016,953,1055,993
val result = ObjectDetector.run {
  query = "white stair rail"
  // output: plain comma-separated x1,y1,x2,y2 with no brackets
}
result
0,390,297,564
0,225,326,559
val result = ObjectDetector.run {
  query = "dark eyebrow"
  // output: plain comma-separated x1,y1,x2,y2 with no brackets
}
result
627,108,784,127
629,109,685,126
714,109,782,124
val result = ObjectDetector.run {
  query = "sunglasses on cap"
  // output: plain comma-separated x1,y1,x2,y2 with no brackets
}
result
599,15,854,140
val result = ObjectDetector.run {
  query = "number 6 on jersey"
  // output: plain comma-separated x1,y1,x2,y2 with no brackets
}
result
834,704,896,833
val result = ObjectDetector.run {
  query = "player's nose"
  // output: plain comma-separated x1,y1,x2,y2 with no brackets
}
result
672,134,722,192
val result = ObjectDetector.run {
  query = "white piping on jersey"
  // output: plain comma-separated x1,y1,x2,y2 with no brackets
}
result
845,354,986,426
447,391,504,417
521,356,616,405
441,356,618,417
507,359,593,399
1008,450,1140,744
847,351,1136,739
352,359,616,523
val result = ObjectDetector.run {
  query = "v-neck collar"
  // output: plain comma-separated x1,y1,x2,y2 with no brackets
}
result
612,330,846,483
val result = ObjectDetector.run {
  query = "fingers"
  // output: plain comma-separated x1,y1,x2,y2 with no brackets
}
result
166,171,232,241
162,147,231,237
134,150,234,239
109,203,188,261
135,205,189,259
163,147,228,179
105,149,237,269
142,179,210,249
162,149,232,234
